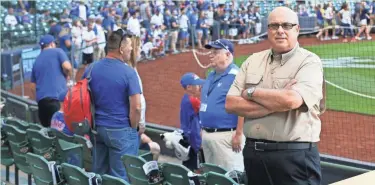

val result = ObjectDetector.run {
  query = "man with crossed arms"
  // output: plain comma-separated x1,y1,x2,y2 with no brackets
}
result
226,7,325,185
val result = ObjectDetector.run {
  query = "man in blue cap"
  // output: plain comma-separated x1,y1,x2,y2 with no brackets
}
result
200,39,245,171
180,72,205,171
31,34,72,127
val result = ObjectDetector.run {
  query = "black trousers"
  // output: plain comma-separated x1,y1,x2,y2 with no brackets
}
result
243,140,322,185
37,98,60,127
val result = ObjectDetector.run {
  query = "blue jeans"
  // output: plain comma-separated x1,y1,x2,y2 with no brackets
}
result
92,126,139,182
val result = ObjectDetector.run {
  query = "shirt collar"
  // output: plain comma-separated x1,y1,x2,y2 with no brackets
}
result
213,62,235,77
270,43,299,66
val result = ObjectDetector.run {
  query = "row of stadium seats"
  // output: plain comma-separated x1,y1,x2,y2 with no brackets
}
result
1,116,243,185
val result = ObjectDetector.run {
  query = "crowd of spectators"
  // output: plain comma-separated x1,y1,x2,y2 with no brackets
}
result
1,0,374,62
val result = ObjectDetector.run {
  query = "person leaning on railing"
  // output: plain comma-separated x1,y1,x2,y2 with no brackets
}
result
31,34,73,127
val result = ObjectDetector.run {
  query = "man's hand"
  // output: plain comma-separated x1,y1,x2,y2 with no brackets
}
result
231,132,242,153
284,79,297,89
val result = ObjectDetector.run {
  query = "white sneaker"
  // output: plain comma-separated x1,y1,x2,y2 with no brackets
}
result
355,36,362,40
367,36,372,40
332,36,339,40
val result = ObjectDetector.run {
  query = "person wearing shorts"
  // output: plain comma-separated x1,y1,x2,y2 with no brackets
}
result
355,1,372,40
82,21,97,65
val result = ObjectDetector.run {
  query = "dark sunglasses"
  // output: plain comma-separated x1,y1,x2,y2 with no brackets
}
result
115,29,136,48
267,23,297,30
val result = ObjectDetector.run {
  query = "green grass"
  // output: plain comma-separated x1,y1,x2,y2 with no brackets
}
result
303,41,375,59
232,42,375,115
324,68,375,115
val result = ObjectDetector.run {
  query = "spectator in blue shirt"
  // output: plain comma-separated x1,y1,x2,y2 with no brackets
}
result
31,34,72,127
180,72,205,171
48,20,62,39
82,29,142,182
200,39,244,171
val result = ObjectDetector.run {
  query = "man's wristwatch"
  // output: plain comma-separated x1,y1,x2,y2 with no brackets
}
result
246,87,256,99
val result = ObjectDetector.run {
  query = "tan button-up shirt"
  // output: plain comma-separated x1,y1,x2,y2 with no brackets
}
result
227,43,324,142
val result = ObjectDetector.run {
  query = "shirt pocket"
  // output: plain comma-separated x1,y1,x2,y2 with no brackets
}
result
245,73,263,89
273,76,292,89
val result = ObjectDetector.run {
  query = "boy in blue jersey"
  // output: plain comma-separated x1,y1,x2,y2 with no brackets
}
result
50,90,73,136
180,72,205,171
50,90,83,166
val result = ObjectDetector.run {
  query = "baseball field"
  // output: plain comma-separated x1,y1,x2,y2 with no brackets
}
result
234,41,375,115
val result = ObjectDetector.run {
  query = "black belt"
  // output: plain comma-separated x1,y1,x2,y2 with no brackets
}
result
246,138,316,151
203,127,236,133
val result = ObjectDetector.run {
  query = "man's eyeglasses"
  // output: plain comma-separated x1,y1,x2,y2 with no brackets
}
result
267,23,297,30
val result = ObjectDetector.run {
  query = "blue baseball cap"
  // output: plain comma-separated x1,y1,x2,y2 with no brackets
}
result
39,34,55,47
205,39,234,55
180,73,205,88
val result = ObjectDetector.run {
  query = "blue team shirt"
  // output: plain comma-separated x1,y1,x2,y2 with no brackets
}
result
199,63,239,129
31,48,69,102
51,111,74,136
82,58,142,128
180,94,202,152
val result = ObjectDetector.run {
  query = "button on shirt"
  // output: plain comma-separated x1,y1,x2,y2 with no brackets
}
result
200,63,239,129
227,44,324,142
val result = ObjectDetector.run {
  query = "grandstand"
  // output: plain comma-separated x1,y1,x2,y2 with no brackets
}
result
1,0,375,185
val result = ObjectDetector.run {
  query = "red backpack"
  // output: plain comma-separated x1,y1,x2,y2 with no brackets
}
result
63,64,96,135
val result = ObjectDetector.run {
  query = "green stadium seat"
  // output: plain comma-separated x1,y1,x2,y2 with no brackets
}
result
101,174,130,185
1,126,18,183
25,152,62,185
138,149,153,162
61,163,101,185
73,134,93,171
121,154,150,185
200,163,228,175
29,122,43,130
2,123,33,185
51,129,74,142
161,162,191,185
55,139,84,167
26,128,56,161
205,171,239,185
4,117,30,131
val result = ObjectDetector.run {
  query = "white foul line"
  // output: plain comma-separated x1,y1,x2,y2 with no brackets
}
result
325,80,375,100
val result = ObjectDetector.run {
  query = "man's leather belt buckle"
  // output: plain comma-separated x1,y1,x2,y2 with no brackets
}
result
204,127,236,133
254,142,265,151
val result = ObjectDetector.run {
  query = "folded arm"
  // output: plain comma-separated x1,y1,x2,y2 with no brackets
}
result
226,95,274,118
247,88,303,112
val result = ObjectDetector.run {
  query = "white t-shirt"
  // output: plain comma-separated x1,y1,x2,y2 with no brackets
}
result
71,26,83,46
79,5,87,21
135,69,146,125
179,14,189,29
5,15,18,26
127,16,141,36
82,30,96,54
150,14,164,26
95,25,106,49
339,9,351,24
325,7,333,19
